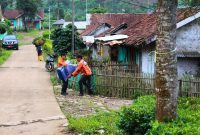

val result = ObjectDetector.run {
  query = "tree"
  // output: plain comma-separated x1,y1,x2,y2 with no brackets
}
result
155,0,178,122
51,24,85,55
89,7,107,13
0,0,14,13
16,0,43,31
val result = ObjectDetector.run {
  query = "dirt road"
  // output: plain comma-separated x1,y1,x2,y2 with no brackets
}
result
0,45,66,135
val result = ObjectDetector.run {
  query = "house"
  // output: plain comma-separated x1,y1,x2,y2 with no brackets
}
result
82,9,200,77
52,19,65,28
3,10,44,30
53,14,91,33
63,21,88,33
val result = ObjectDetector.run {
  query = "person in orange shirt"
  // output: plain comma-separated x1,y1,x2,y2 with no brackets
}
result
68,54,93,96
58,53,68,96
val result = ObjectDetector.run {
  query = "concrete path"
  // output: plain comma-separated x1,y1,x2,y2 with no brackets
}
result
0,45,66,135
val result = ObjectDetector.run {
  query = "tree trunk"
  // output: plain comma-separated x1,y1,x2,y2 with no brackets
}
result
156,0,178,122
22,16,28,32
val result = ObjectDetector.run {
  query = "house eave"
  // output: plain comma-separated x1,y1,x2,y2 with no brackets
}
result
177,11,200,29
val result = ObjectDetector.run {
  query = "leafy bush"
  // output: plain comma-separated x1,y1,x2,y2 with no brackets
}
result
117,96,155,135
148,97,200,135
68,112,119,135
50,75,59,86
0,23,7,34
0,50,12,65
43,39,53,55
42,30,51,39
51,24,85,55
0,19,13,34
67,96,200,135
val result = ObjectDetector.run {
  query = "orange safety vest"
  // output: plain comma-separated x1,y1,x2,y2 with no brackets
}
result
57,57,67,67
72,60,92,76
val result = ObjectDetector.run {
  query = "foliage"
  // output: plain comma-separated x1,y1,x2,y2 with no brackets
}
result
180,0,200,6
43,39,53,55
42,30,51,39
68,112,119,135
117,96,156,135
89,7,107,13
0,19,13,34
16,0,43,31
42,0,157,21
148,97,200,135
51,24,85,55
32,37,46,46
0,23,7,34
50,75,59,86
16,30,41,41
0,49,12,65
66,95,200,135
0,0,14,12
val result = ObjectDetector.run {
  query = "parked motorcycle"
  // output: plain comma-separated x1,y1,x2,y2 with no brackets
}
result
45,54,57,72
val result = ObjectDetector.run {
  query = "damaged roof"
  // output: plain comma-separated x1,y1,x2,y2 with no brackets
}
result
4,10,45,20
82,8,200,46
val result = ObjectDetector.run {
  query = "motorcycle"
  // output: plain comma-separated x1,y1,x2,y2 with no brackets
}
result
45,54,57,72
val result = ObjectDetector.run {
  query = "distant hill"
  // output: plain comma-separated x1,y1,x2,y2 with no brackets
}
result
43,0,158,21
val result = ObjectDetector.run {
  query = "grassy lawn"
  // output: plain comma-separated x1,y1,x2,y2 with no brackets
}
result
65,96,200,135
0,50,12,65
16,29,43,40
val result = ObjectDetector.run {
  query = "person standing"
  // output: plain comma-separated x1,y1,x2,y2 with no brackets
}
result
68,54,93,96
58,53,68,96
36,45,43,61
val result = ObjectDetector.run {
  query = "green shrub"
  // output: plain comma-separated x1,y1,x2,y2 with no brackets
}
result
118,96,200,135
50,75,59,86
148,97,200,135
43,39,53,55
68,112,119,135
117,96,155,135
0,19,13,34
42,30,51,39
51,24,85,55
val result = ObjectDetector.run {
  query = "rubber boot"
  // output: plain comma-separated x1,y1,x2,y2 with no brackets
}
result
39,55,43,61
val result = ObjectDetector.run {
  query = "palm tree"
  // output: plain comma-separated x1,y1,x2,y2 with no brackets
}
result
156,0,178,122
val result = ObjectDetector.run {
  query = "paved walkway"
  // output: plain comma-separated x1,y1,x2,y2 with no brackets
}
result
0,45,66,135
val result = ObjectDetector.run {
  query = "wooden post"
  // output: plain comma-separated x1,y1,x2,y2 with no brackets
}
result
179,80,182,97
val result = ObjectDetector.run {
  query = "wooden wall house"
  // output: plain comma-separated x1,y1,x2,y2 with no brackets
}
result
3,10,44,30
82,9,200,77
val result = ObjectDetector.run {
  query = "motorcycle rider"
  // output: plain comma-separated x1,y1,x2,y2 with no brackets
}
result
58,53,68,96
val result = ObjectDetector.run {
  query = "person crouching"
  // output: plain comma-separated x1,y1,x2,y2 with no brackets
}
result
68,54,93,96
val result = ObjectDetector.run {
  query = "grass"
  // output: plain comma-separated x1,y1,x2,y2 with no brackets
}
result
67,96,200,135
16,29,43,40
68,111,119,135
0,49,12,65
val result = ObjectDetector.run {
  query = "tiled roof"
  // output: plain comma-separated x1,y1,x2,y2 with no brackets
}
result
37,10,45,20
81,13,147,37
4,10,44,20
4,10,23,19
82,8,200,46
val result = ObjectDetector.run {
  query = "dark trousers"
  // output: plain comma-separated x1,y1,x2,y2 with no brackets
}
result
61,80,68,94
79,75,92,95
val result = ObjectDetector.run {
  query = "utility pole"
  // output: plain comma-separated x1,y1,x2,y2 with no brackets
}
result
48,7,51,40
72,0,75,54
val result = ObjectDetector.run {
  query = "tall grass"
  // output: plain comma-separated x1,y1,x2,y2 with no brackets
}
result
0,50,12,65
